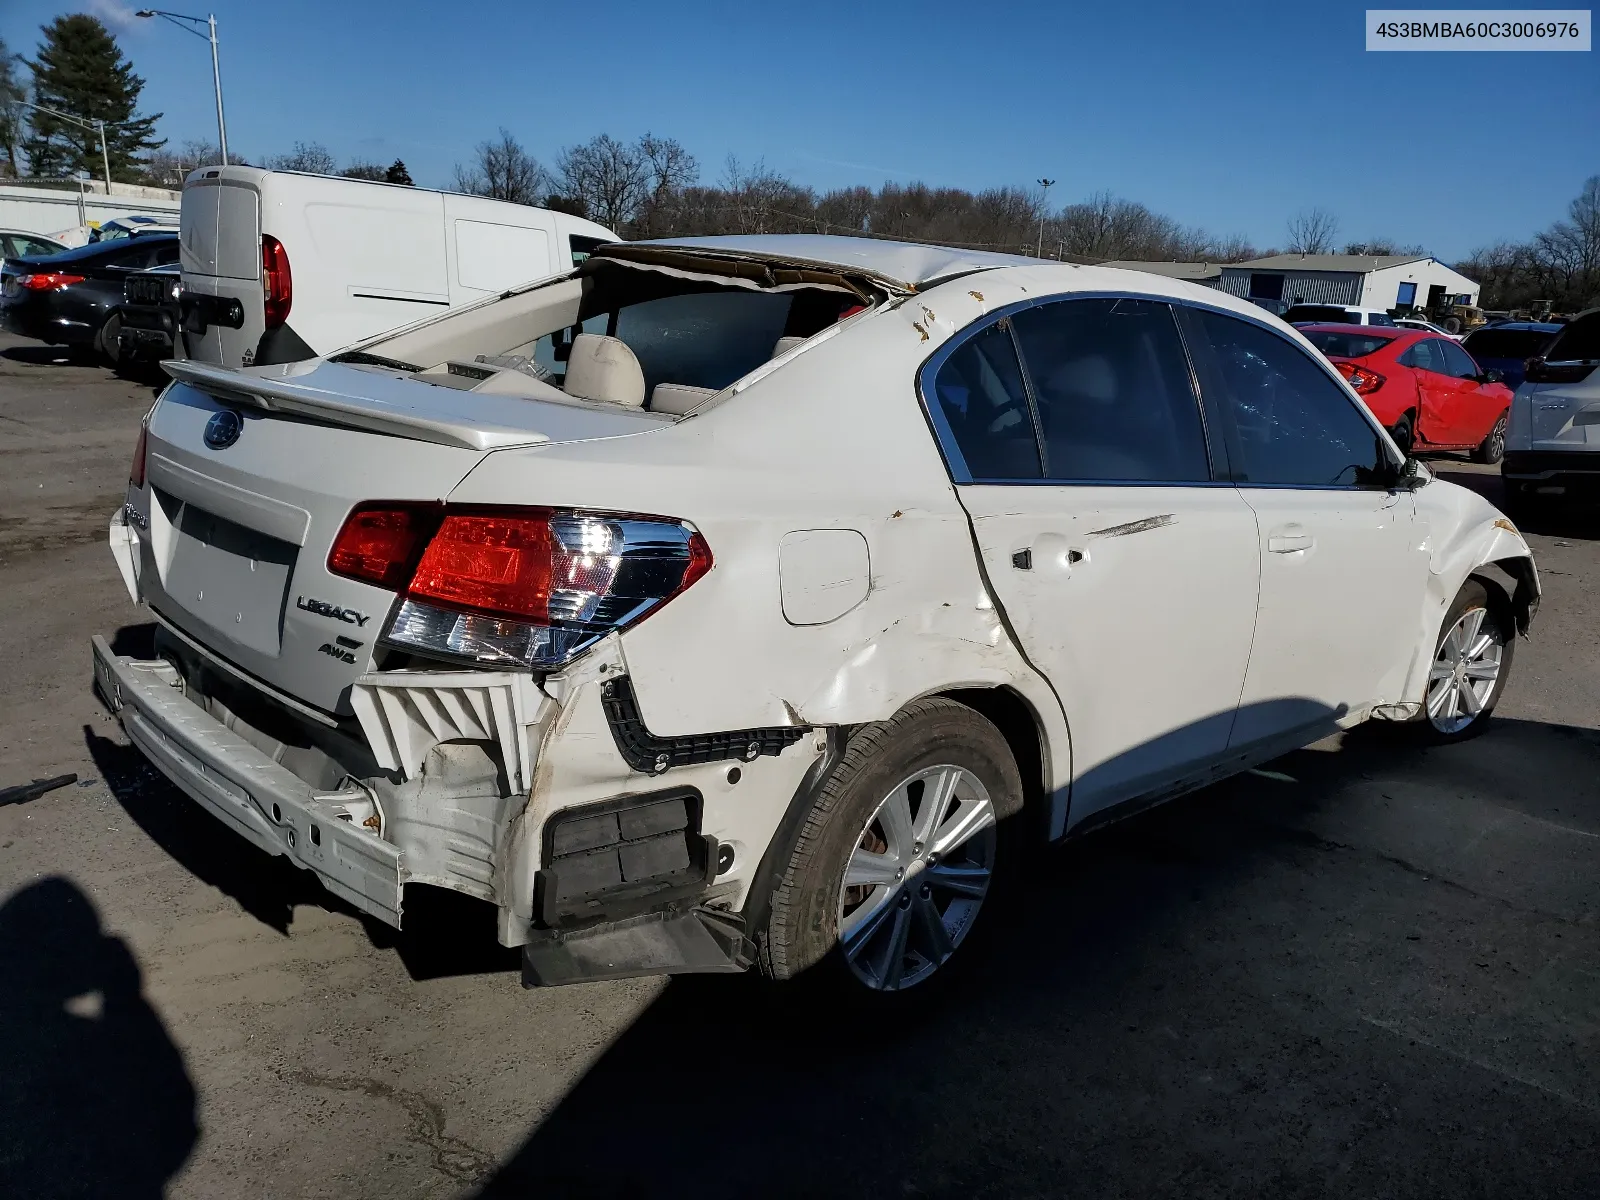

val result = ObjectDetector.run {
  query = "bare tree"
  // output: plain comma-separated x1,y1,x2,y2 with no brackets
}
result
452,128,545,204
141,138,233,185
633,133,698,236
557,134,651,231
1286,207,1339,255
268,141,337,175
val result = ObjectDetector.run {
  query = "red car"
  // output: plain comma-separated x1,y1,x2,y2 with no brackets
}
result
1298,324,1513,462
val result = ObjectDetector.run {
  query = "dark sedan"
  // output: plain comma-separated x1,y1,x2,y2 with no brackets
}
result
1460,322,1564,392
0,234,179,363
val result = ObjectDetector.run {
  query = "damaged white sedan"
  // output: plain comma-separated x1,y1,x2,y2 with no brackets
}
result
94,235,1539,993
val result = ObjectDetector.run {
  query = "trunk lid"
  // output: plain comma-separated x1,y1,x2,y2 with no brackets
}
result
139,361,670,714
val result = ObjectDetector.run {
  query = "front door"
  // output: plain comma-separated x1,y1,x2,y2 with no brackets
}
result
1180,306,1429,752
924,298,1261,824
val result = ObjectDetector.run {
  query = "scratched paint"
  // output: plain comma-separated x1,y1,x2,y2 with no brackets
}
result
1087,513,1177,539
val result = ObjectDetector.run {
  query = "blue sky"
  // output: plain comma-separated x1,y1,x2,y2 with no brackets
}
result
3,0,1595,260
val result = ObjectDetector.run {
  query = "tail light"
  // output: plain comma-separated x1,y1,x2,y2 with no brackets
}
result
328,504,711,670
1525,356,1597,385
261,235,292,328
20,273,85,291
1334,360,1385,394
129,423,148,488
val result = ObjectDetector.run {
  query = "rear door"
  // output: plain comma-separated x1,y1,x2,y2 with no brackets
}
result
1181,306,1429,750
180,177,263,366
929,298,1261,823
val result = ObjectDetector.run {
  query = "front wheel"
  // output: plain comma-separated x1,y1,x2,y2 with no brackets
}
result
758,698,1022,994
1420,579,1514,741
1471,412,1508,464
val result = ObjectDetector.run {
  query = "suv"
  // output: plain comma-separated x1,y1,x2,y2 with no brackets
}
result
1503,308,1600,514
93,237,1540,995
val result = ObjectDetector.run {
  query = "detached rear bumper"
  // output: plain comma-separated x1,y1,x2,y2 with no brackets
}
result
91,634,405,925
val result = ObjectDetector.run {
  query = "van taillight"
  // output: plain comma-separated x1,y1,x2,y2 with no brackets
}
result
262,235,292,328
327,504,712,670
129,424,148,488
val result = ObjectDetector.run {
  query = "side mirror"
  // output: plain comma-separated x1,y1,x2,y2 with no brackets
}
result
552,326,574,363
1397,456,1428,490
1483,368,1504,384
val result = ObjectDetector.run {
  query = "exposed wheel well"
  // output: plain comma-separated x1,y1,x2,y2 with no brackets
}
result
939,687,1049,836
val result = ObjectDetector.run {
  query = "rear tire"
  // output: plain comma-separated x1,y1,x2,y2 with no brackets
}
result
758,698,1022,996
1389,412,1416,455
1471,412,1508,464
1414,578,1514,743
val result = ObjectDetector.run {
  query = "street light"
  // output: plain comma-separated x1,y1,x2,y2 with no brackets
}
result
1036,178,1056,259
135,10,228,165
18,100,112,190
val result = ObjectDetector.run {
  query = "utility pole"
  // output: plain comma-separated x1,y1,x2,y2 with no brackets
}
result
1036,178,1055,258
18,100,114,190
136,10,229,164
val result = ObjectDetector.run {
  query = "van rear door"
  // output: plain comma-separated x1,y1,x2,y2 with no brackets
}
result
180,173,263,367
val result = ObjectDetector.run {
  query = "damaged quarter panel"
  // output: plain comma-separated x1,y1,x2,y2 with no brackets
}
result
444,276,1070,790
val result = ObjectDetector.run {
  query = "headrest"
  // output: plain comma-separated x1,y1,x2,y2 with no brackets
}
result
564,334,645,407
1049,355,1117,405
650,382,716,416
772,335,806,359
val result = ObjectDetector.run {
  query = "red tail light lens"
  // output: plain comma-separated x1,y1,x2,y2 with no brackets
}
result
129,424,148,488
327,505,711,670
262,235,292,328
20,273,85,291
1334,360,1385,394
328,504,442,590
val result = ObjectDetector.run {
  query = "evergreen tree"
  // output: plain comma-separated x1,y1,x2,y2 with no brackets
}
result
0,38,25,177
22,15,163,181
384,159,413,186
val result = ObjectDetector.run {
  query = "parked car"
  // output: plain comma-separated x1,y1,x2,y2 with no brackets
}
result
0,233,179,361
1299,324,1513,460
90,214,181,242
1502,308,1600,514
1460,321,1564,392
117,262,186,364
178,166,618,369
94,236,1539,996
1284,304,1397,327
0,228,68,260
1393,316,1462,340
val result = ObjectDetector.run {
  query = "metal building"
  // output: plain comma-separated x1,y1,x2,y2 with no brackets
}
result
1216,254,1480,313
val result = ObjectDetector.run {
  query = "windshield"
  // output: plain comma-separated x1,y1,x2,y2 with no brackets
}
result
1301,329,1396,359
1463,329,1559,360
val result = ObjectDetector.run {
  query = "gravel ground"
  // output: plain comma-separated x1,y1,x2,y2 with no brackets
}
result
1,333,1596,1199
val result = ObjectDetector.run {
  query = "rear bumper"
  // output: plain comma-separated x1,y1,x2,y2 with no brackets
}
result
1502,449,1600,479
91,634,405,925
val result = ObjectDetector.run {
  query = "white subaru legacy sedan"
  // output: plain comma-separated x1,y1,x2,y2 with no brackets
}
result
94,236,1539,994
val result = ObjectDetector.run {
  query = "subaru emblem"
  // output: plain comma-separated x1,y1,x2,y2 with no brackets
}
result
204,409,242,450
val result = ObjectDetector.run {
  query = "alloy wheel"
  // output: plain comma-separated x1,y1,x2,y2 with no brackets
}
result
837,764,996,991
1426,606,1504,734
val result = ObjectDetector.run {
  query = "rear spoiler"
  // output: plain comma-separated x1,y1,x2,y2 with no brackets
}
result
160,359,591,451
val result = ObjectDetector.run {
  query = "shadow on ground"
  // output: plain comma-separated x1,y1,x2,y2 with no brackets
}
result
0,877,197,1199
0,343,91,367
473,718,1600,1199
1432,465,1600,540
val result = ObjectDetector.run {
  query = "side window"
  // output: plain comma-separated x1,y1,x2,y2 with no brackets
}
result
1438,339,1481,379
1011,298,1210,482
614,291,792,395
568,235,607,265
930,320,1041,480
149,241,180,267
17,237,60,257
1369,313,1396,327
1409,339,1447,374
1191,308,1390,488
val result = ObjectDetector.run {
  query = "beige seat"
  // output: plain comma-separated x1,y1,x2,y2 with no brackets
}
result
650,382,717,416
564,334,646,407
772,335,806,359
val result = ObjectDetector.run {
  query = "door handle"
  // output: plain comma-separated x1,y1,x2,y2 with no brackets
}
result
1268,530,1313,554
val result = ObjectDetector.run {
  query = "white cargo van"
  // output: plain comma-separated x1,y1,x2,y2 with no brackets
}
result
177,167,617,367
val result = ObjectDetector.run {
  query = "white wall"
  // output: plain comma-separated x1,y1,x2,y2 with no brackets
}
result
0,183,181,239
1359,260,1480,309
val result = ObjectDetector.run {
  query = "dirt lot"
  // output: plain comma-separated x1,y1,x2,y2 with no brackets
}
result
1,332,1597,1199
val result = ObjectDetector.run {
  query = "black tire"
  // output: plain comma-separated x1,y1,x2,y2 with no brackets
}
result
1389,412,1416,455
758,697,1023,994
94,312,122,366
1471,412,1508,464
1443,316,1463,335
1414,578,1515,743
